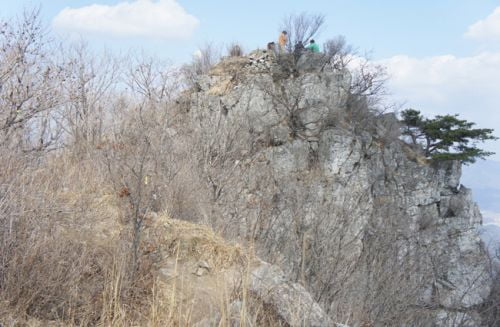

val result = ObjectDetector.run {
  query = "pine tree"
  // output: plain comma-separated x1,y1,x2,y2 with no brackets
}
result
401,109,497,164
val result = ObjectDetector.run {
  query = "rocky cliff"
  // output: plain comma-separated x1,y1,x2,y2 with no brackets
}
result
171,51,492,326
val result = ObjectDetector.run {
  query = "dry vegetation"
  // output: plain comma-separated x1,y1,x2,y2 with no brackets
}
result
1,8,498,327
0,10,284,327
0,134,283,326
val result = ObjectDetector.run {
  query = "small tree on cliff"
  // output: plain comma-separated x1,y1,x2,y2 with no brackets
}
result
400,108,497,164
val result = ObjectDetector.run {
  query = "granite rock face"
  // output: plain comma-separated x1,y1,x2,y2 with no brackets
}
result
174,53,492,325
249,262,334,327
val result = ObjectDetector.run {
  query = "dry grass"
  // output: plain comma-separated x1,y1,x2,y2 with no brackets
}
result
0,149,287,327
0,153,126,326
161,217,247,269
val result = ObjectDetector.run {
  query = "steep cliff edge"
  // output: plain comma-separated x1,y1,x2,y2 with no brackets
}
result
172,51,493,326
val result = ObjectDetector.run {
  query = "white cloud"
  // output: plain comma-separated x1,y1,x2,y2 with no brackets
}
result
482,210,500,226
380,52,500,101
379,52,500,160
465,7,500,41
52,0,199,40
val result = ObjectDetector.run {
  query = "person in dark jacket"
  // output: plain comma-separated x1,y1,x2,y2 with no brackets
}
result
293,41,305,61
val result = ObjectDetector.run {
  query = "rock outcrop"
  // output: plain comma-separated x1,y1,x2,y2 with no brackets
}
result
171,52,492,326
250,262,333,327
142,215,333,327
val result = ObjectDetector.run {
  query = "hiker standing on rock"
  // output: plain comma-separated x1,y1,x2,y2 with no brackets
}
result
279,31,288,52
307,39,320,53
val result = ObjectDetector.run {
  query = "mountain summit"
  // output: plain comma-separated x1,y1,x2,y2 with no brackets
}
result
170,50,493,325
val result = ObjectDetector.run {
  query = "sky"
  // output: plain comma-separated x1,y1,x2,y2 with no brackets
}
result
1,0,500,224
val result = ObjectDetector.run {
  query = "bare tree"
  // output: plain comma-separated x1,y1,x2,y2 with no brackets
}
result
58,42,121,150
125,52,182,103
181,42,221,88
227,42,244,57
322,35,355,71
280,12,326,52
0,8,64,151
478,247,500,326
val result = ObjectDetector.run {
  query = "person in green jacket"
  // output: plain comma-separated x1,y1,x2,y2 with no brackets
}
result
307,39,320,53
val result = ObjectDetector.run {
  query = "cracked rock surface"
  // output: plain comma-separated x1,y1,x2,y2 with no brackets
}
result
172,54,492,325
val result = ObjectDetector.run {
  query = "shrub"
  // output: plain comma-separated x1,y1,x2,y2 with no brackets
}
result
228,43,244,57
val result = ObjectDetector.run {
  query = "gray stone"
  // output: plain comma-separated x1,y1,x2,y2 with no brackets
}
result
174,53,492,326
296,52,328,73
249,262,334,327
